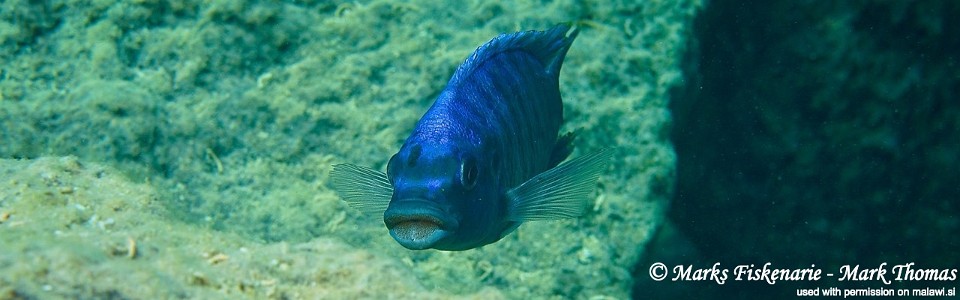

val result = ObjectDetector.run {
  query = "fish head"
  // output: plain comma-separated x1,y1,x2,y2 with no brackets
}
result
383,142,499,250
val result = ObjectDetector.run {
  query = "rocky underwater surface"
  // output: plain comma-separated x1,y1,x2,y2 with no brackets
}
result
0,0,700,298
664,1,959,298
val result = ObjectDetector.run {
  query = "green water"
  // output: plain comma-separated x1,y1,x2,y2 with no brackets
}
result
0,0,699,298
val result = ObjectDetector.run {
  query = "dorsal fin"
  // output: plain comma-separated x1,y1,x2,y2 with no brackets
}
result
449,24,579,86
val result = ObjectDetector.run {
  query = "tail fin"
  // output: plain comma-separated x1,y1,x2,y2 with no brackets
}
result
532,24,580,75
451,24,580,84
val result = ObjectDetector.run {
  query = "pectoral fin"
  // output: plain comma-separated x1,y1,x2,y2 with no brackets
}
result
329,163,393,214
505,148,612,221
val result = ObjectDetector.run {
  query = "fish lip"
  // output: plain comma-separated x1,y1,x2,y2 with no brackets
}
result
383,198,458,250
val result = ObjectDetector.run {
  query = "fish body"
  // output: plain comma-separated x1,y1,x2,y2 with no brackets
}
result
331,25,611,251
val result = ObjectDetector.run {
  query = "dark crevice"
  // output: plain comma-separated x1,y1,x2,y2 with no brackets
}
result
641,1,960,298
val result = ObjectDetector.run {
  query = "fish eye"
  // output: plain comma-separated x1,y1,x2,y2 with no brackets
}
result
460,157,479,190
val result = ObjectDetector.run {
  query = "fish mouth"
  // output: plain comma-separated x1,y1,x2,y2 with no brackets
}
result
383,198,458,250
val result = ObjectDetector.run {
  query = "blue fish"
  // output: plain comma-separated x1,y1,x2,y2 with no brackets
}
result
330,24,611,251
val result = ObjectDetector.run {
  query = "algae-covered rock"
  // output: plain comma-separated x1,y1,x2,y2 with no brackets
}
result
1,0,703,298
0,157,502,299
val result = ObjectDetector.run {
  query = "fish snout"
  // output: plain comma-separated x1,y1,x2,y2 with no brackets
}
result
383,198,458,250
